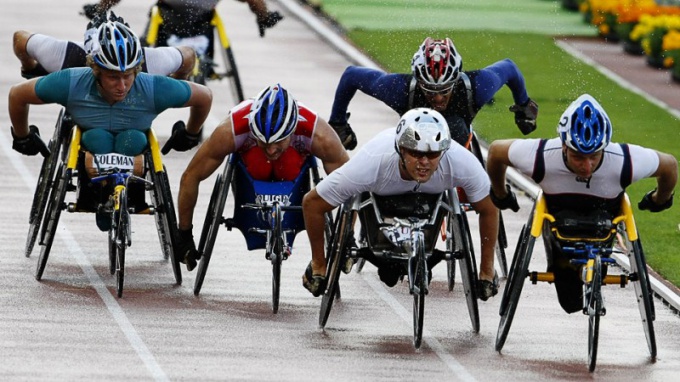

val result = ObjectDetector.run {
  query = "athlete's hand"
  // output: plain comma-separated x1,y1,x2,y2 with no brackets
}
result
489,184,520,212
509,98,538,135
11,125,50,158
258,11,283,37
638,189,674,213
329,113,357,150
161,121,201,154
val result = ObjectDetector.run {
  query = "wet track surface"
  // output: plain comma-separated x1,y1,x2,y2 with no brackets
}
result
1,1,680,380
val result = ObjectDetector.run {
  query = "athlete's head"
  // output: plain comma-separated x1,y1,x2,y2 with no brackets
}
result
411,37,462,112
395,108,451,183
92,19,142,72
248,84,299,160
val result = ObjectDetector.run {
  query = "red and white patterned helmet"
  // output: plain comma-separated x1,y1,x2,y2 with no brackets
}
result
411,37,462,89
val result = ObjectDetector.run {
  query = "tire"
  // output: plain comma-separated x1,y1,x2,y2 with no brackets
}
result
108,216,117,276
496,212,509,278
446,213,460,292
115,189,129,298
271,203,283,314
220,46,244,104
412,233,427,349
457,212,480,333
630,237,657,360
149,164,181,285
319,202,352,328
495,213,535,352
36,165,68,281
587,255,603,372
195,161,232,296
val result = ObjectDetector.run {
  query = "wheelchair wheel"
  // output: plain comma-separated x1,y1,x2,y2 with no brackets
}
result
195,161,232,296
629,237,657,360
456,211,480,333
108,217,117,276
496,212,509,278
115,190,129,298
25,120,64,258
412,234,427,349
148,165,181,285
445,215,459,292
36,164,68,281
219,46,244,104
495,213,535,352
587,255,603,372
319,202,352,328
271,203,283,314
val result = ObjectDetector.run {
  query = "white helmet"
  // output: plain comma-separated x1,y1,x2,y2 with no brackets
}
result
93,20,142,72
395,108,451,153
411,37,462,89
557,94,612,154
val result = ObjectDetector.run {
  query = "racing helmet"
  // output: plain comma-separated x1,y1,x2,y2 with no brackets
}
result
411,37,462,90
93,20,143,72
395,108,451,154
248,84,299,144
557,94,612,154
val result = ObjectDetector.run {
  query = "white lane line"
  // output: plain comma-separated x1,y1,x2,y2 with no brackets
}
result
362,274,477,382
0,131,169,382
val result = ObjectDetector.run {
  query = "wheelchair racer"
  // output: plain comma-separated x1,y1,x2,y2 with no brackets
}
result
8,18,212,232
486,93,678,313
328,37,539,150
13,12,196,80
302,108,500,300
175,84,349,271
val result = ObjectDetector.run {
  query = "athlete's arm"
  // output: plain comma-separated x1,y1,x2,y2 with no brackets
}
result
183,82,213,135
470,195,499,281
486,139,516,198
302,188,335,276
472,59,529,108
310,118,350,175
8,79,44,137
650,150,678,204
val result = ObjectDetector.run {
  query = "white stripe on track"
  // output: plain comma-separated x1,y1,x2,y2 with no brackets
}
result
0,131,169,382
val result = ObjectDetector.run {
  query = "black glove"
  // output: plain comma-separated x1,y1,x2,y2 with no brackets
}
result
638,189,674,213
329,113,357,150
489,184,520,212
81,3,103,20
509,98,538,135
161,121,201,154
108,11,130,27
257,11,283,37
176,228,201,272
11,125,50,158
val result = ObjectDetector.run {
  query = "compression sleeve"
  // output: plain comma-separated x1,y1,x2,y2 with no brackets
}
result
153,76,191,111
35,70,72,105
329,66,411,123
472,58,529,108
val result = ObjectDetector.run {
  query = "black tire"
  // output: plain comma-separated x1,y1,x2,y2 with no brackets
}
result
116,190,129,298
220,46,244,104
446,213,460,292
36,165,68,281
630,237,657,360
195,161,232,296
446,259,456,292
496,212,509,278
412,234,427,349
457,212,480,333
271,203,283,314
25,113,65,257
495,214,535,352
587,255,603,372
108,217,117,276
319,202,352,328
149,164,181,285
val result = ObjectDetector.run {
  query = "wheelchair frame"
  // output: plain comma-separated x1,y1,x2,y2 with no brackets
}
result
195,153,324,314
145,4,245,104
319,188,480,349
34,125,183,295
495,191,657,371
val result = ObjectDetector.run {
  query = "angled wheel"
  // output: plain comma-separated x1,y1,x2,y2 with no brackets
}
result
36,165,69,281
195,160,232,296
629,236,657,360
220,46,244,104
496,212,509,278
456,211,480,333
412,233,427,349
108,214,117,275
445,214,459,292
587,255,603,372
271,203,283,314
115,190,129,298
495,210,536,352
319,202,352,328
148,164,181,285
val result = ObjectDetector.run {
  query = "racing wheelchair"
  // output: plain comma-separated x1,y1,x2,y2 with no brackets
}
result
34,123,183,297
320,189,480,349
145,3,244,104
495,191,656,371
194,153,325,314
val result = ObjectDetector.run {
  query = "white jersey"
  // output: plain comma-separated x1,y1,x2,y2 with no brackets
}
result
316,128,490,207
508,138,659,213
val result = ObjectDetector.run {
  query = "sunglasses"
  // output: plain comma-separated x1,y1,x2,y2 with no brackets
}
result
404,148,442,160
419,83,454,96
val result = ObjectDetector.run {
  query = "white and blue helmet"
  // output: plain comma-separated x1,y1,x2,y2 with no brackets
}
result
557,94,612,154
93,20,142,72
248,84,299,144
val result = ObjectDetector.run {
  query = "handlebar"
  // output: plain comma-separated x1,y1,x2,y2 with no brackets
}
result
91,169,153,187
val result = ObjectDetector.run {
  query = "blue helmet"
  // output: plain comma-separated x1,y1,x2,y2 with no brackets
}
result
557,94,612,154
248,84,299,144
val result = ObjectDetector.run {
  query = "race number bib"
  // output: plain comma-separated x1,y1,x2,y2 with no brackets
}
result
94,153,135,172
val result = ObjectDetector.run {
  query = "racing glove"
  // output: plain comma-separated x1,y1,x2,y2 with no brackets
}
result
509,98,538,135
257,11,283,37
176,228,201,272
638,189,674,213
329,113,357,150
11,125,50,157
161,121,201,154
489,184,520,212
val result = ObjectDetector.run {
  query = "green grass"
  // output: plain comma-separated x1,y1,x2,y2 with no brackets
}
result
312,0,680,285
